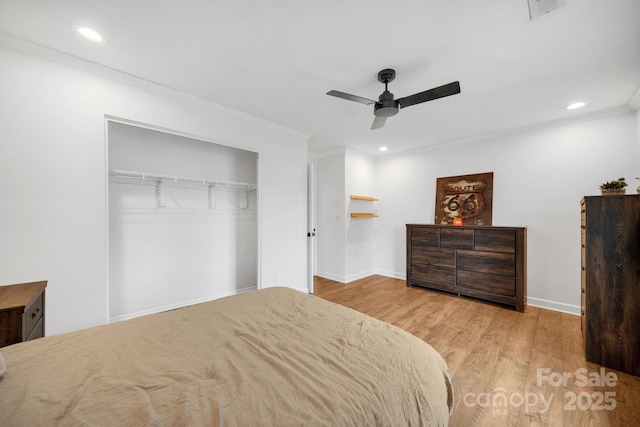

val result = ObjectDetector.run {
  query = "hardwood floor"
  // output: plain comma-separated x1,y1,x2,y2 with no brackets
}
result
313,275,640,427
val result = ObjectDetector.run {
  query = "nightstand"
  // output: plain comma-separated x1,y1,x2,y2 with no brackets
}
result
0,281,47,347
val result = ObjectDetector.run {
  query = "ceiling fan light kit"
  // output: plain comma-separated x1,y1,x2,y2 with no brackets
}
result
327,68,461,130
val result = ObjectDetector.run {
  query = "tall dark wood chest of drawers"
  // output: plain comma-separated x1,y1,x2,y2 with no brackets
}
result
0,281,47,348
406,225,526,312
581,195,640,376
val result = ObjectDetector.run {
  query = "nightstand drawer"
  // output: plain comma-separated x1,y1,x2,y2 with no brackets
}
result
26,316,44,341
25,292,44,337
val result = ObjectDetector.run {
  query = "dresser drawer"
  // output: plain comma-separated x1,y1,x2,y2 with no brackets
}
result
457,249,515,276
581,287,586,336
412,246,455,268
457,270,515,297
440,228,474,249
411,264,456,287
474,229,515,253
25,292,44,337
411,227,439,246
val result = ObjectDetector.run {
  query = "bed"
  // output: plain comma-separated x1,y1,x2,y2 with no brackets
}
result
0,287,453,425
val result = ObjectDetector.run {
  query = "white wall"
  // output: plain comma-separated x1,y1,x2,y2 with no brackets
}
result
0,45,309,335
375,110,639,314
316,151,345,280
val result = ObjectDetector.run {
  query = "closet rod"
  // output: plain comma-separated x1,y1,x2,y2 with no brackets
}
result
110,169,256,190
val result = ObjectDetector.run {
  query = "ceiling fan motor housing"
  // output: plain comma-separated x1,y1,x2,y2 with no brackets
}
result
375,90,399,117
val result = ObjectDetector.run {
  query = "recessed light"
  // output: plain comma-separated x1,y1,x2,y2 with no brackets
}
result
566,102,586,110
76,27,105,43
379,146,388,152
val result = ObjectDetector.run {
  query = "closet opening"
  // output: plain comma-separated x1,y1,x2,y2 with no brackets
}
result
107,121,258,322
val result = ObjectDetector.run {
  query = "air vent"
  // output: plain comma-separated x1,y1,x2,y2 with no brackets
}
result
528,0,565,20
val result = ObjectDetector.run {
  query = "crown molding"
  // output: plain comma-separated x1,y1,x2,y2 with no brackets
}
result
380,106,635,159
315,147,346,159
0,31,311,143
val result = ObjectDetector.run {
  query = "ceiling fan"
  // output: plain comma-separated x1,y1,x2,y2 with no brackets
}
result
327,69,461,130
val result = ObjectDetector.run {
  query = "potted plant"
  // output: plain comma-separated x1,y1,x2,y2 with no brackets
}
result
600,177,627,195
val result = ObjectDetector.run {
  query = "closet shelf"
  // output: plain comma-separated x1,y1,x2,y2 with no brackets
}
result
110,169,256,190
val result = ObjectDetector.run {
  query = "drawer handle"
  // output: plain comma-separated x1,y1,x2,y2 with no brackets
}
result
31,308,40,318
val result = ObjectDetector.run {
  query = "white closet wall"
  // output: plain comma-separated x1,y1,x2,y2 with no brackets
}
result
108,122,258,321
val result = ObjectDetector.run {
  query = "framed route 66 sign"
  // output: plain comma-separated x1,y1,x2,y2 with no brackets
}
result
434,172,493,225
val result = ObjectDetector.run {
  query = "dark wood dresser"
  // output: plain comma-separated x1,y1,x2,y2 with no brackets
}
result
0,281,47,347
406,224,527,312
581,195,640,376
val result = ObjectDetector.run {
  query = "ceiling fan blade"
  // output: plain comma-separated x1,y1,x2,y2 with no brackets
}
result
371,116,386,130
327,90,376,105
397,81,461,109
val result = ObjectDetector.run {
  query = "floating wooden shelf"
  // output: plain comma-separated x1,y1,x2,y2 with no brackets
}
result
350,195,379,201
350,195,379,217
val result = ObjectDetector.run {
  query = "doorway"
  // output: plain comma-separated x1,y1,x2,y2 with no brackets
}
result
307,161,317,293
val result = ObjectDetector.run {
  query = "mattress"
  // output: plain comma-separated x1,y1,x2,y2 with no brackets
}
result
0,287,452,425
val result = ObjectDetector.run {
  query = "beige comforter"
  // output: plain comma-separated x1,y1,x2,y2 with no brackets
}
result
0,287,452,426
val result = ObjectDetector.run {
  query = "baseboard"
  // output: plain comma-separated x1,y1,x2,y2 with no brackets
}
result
316,271,346,283
318,269,403,284
345,270,376,283
317,270,404,283
527,296,581,316
109,285,257,323
375,269,406,280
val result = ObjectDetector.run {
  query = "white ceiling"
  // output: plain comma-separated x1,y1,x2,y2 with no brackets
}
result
0,0,639,156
